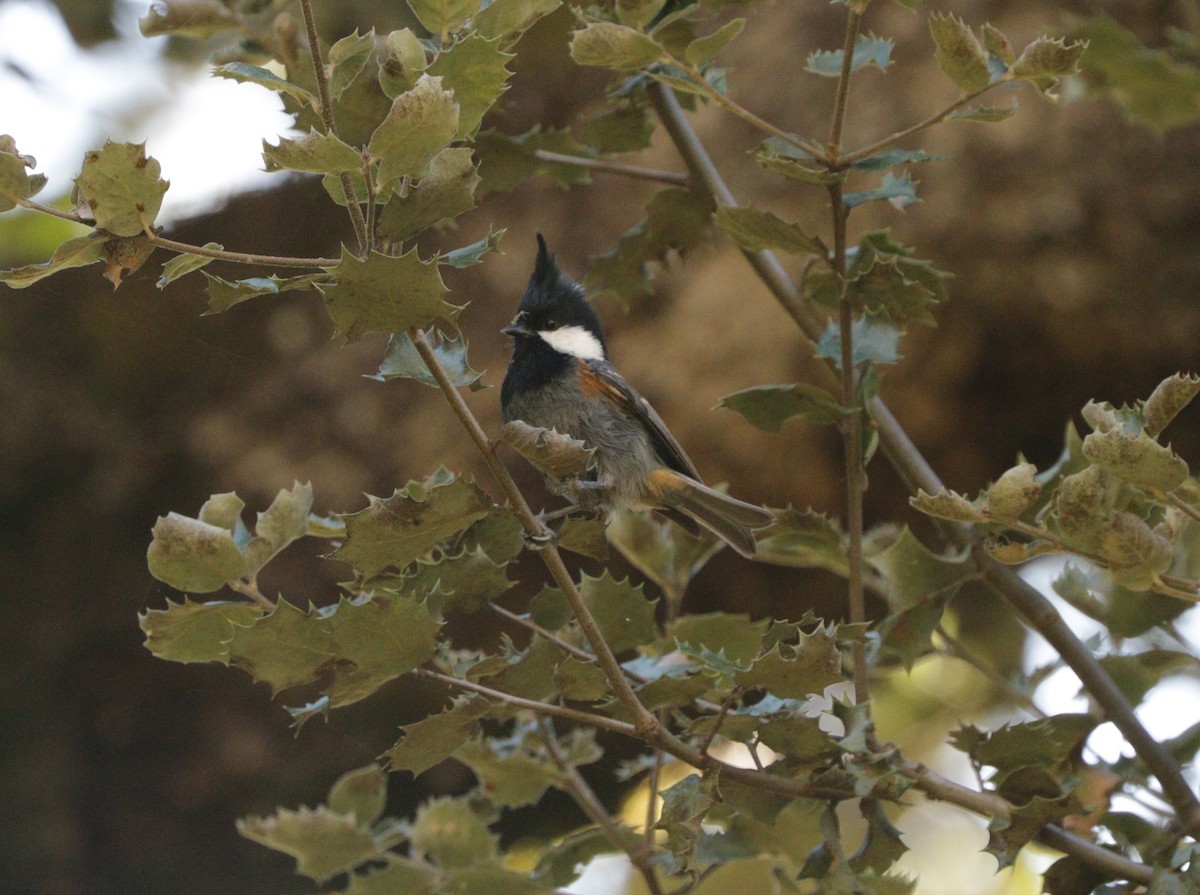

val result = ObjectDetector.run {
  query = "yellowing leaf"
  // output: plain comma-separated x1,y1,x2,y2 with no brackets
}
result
0,232,107,288
73,141,169,237
368,75,460,186
139,598,264,664
147,512,246,593
262,129,363,175
408,0,481,37
929,13,991,93
570,22,666,71
1082,427,1189,491
474,0,561,40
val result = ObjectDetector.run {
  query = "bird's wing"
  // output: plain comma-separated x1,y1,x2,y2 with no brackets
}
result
579,358,704,482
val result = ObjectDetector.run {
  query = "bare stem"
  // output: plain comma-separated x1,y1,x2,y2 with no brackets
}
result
1167,491,1200,525
532,150,691,186
538,718,665,895
827,11,863,154
298,0,370,254
488,603,596,663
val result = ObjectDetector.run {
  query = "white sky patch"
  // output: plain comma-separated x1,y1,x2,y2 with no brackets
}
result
539,324,606,360
0,0,295,223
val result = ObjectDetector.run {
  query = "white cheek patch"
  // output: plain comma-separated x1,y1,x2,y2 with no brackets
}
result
539,325,605,361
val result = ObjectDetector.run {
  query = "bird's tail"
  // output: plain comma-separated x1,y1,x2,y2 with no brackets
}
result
649,470,774,558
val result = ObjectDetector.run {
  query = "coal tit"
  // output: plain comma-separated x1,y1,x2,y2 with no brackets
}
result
500,235,773,557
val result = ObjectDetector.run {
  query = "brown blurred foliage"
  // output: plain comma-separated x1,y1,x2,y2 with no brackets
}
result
3,0,1200,893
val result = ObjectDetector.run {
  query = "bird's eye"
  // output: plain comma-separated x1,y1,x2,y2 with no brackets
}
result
544,317,559,329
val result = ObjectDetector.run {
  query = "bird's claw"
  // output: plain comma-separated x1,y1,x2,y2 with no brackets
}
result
522,525,559,551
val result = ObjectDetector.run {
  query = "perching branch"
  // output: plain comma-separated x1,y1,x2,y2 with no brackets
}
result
532,150,691,186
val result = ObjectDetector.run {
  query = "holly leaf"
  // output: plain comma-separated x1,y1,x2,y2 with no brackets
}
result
910,489,989,523
929,13,991,93
656,773,718,874
408,0,481,37
717,383,843,431
241,481,316,575
475,126,592,195
843,171,919,210
439,228,506,269
343,859,440,895
581,571,659,653
714,203,824,255
328,30,376,101
263,129,363,175
0,136,37,212
0,232,107,288
474,0,561,41
333,469,494,577
735,628,842,698
500,421,595,479
320,245,453,342
404,545,512,615
369,75,460,187
754,138,843,185
378,29,427,98
73,141,168,237
238,806,382,883
555,516,610,562
156,244,220,288
581,106,655,154
534,826,638,887
139,599,264,664
147,512,246,593
669,613,767,667
815,315,903,369
685,18,745,66
1097,650,1198,706
385,696,491,775
1082,427,1189,491
374,329,486,391
410,797,498,869
850,149,942,171
1012,35,1087,94
570,23,666,71
377,147,480,243
202,272,327,315
753,507,849,576
328,764,387,825
607,509,725,596
951,714,1097,772
1144,373,1200,437
805,34,893,76
868,526,974,611
426,34,514,139
212,62,319,110
139,2,238,37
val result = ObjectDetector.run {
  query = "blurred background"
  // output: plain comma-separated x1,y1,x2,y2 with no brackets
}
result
2,0,1200,892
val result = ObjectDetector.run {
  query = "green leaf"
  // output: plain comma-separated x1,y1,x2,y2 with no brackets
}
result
1144,373,1200,437
868,526,974,611
139,0,238,37
379,29,428,99
405,546,512,615
156,244,219,288
201,272,327,315
717,383,843,432
669,613,767,667
949,103,1018,122
457,723,598,808
262,129,363,175
555,516,610,562
805,34,893,76
385,696,490,775
581,106,655,154
344,860,440,895
606,509,724,596
328,764,388,824
0,136,36,212
554,655,609,700
320,245,453,342
815,315,903,369
500,421,595,480
985,462,1041,523
0,232,107,288
656,774,718,874
443,866,556,894
474,0,561,41
212,62,319,110
1098,650,1198,706
410,797,498,870
329,30,376,101
439,228,507,268
754,138,842,185
843,171,919,210
241,481,315,575
139,598,264,664
374,330,486,391
534,826,637,887
147,512,246,593
734,633,841,699
377,147,480,243
73,141,168,237
581,571,659,653
409,0,481,35
369,75,460,187
333,469,494,577
1082,427,1189,491
1072,14,1200,132
951,714,1097,772
458,511,526,564
427,34,514,139
877,598,946,671
475,127,592,195
909,489,988,523
714,203,824,256
570,22,666,71
850,149,942,171
474,637,560,701
238,806,382,883
753,507,848,575
685,19,745,66
929,13,991,93
586,187,713,307
1012,35,1087,93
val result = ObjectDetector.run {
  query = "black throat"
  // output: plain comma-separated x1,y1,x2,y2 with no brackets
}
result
501,334,572,412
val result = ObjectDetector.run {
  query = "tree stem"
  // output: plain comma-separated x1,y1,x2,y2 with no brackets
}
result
532,150,691,186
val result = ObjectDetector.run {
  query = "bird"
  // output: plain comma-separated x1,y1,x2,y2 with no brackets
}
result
500,234,774,557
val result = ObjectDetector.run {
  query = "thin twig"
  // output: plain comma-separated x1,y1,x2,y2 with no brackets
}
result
538,717,665,895
697,687,742,755
488,603,595,664
826,10,863,154
298,0,370,254
532,150,691,186
1167,491,1200,525
413,667,638,736
645,78,1200,839
934,624,1047,719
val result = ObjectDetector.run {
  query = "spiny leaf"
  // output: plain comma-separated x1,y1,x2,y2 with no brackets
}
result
555,516,610,562
262,129,363,175
426,34,514,139
685,19,746,66
753,507,849,575
581,571,659,653
815,315,903,369
237,806,382,883
717,383,843,432
474,0,562,41
373,329,486,391
656,773,718,874
606,509,724,596
405,545,512,615
669,613,767,667
581,106,655,154
500,421,595,480
1098,650,1198,706
951,714,1097,771
754,138,842,185
385,696,491,775
570,22,666,71
369,75,460,186
320,245,453,342
212,62,319,109
985,462,1041,523
1144,373,1200,437
0,232,107,288
378,28,427,98
475,126,592,195
377,147,480,243
1012,35,1087,93
439,228,506,268
73,141,169,237
202,272,327,315
139,599,264,664
156,244,220,289
850,149,942,171
147,512,246,593
868,526,975,611
241,481,315,575
1081,427,1189,491
343,859,439,895
843,171,919,210
534,826,639,887
734,628,842,698
0,135,36,212
805,33,893,77
408,0,481,36
328,30,376,102
910,489,988,523
714,203,824,256
929,13,991,93
410,796,498,870
333,469,494,577
457,723,599,808
328,764,387,825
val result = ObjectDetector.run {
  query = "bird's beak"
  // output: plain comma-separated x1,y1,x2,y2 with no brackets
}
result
502,316,533,338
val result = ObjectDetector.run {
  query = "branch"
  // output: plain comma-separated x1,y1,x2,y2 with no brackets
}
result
538,718,665,895
532,150,691,186
298,0,370,254
826,10,863,154
645,79,1200,836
